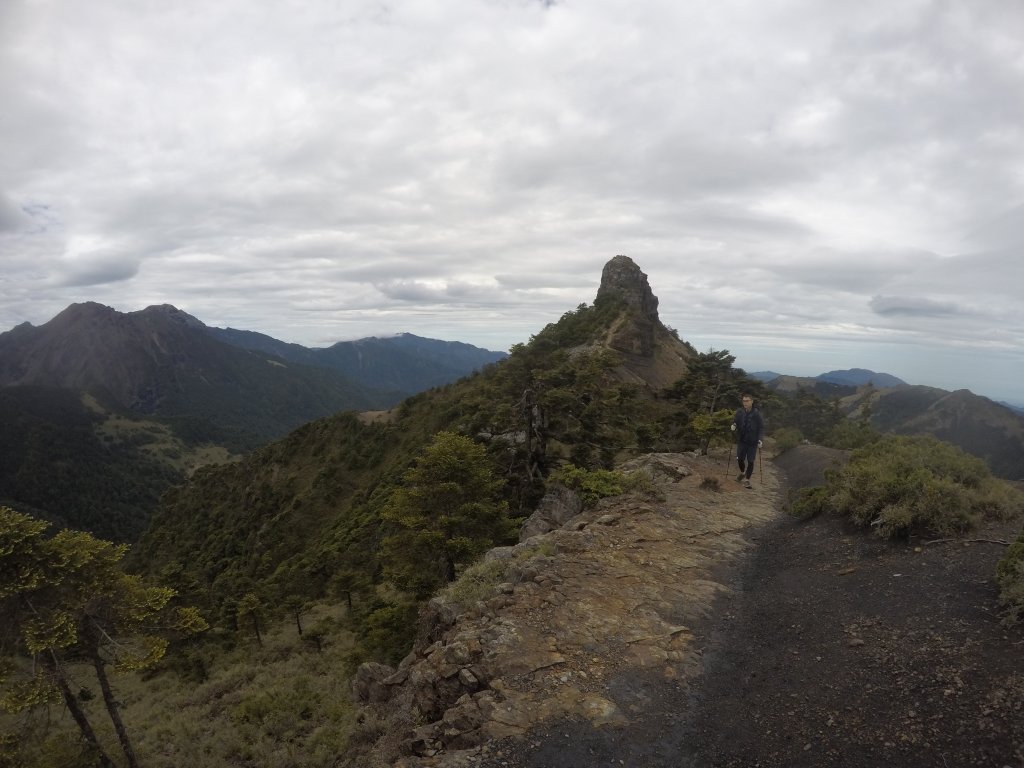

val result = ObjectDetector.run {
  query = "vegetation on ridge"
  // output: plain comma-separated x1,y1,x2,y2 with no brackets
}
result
129,297,673,658
997,528,1024,625
789,435,1024,539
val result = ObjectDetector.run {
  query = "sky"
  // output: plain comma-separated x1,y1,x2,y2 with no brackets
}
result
2,0,1023,404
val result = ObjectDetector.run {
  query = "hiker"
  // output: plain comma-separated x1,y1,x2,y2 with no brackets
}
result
731,393,764,488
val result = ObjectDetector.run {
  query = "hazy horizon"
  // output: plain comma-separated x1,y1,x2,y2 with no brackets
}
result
6,295,1022,407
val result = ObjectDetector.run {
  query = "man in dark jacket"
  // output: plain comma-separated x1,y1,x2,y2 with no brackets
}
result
731,393,764,488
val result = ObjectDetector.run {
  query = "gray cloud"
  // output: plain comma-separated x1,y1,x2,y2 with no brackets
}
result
869,295,964,318
54,251,142,288
2,0,1024,402
0,193,28,232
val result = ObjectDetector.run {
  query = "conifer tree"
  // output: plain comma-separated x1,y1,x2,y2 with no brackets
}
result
0,506,207,768
381,432,515,597
666,349,764,453
236,591,265,646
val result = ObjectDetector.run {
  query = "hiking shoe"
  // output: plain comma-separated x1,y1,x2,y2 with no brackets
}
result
743,478,752,488
735,473,744,483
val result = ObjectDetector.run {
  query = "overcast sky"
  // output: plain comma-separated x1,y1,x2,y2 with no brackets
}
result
2,0,1023,403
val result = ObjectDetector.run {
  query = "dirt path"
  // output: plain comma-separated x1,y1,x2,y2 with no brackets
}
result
471,446,1024,768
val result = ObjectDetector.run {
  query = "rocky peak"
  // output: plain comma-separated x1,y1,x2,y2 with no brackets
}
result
138,304,207,330
595,255,659,323
589,256,691,387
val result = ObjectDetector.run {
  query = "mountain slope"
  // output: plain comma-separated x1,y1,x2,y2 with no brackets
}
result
0,302,392,451
846,385,1024,480
817,368,906,388
208,328,507,396
133,255,695,627
0,386,186,541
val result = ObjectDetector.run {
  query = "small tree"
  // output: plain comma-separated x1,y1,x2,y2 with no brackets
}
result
381,432,516,598
0,506,207,768
665,349,765,453
236,592,265,647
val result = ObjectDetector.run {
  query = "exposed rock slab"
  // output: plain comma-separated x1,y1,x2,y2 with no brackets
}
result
353,451,781,767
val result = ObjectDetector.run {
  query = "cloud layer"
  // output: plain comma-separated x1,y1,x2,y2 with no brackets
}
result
2,0,1023,401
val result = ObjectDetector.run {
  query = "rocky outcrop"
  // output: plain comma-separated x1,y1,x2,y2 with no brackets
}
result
350,451,781,767
518,484,584,541
589,255,693,389
596,255,660,324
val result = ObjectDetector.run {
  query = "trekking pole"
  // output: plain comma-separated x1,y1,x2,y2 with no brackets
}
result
759,446,764,483
723,433,734,477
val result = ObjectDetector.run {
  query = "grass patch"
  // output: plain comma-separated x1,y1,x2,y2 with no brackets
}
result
438,539,559,611
1,602,359,768
700,476,722,492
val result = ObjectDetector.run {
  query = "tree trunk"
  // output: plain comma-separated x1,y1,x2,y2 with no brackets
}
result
49,654,116,768
89,642,140,768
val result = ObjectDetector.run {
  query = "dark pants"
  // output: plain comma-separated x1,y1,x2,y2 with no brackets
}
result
736,442,758,478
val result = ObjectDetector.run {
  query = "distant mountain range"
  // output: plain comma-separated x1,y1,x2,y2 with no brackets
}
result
0,303,388,449
0,302,506,539
207,326,507,396
0,302,506,448
751,367,907,389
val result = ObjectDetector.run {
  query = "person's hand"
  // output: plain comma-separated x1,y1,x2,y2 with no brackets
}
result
730,424,736,432
757,440,763,447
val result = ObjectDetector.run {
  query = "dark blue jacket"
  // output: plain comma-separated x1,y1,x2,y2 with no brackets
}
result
733,407,764,446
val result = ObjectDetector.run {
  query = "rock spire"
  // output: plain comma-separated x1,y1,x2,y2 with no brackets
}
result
595,255,659,323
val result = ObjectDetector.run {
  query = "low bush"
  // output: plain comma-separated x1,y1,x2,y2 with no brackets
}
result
549,466,650,507
822,419,881,450
772,427,803,454
787,486,830,520
996,526,1024,625
440,557,509,607
790,435,1023,538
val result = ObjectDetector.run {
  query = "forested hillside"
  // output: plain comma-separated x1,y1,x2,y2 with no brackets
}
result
208,328,507,396
0,302,392,453
134,257,724,660
0,387,185,541
0,304,507,540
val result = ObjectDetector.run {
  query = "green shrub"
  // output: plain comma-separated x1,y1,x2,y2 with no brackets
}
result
996,527,1024,625
772,427,803,454
550,466,652,508
787,486,830,520
823,419,881,450
347,599,418,667
806,435,1021,538
440,557,509,607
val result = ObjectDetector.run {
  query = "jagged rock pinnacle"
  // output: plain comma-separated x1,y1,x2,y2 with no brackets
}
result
595,255,659,323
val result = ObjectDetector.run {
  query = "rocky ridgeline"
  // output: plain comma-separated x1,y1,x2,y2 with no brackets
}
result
351,452,781,767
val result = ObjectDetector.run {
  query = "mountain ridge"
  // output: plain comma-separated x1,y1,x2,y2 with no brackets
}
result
0,301,388,448
0,303,510,539
207,327,507,396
